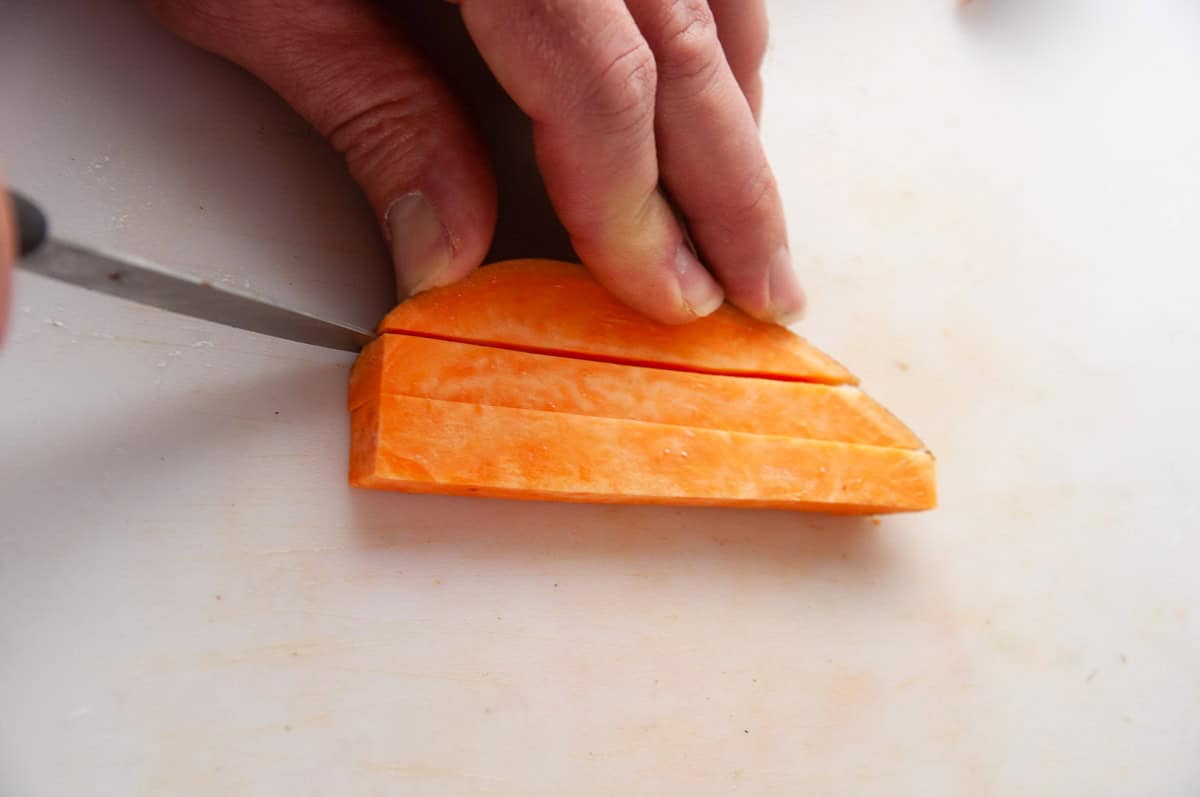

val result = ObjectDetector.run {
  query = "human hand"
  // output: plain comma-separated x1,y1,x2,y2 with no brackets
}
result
143,0,804,325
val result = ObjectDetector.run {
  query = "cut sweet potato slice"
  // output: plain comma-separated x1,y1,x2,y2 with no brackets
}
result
354,258,936,513
378,259,856,385
349,334,924,449
351,395,936,513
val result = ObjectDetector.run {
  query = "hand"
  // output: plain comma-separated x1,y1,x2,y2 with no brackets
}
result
143,0,804,325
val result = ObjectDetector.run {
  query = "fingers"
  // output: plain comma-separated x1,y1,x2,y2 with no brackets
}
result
142,0,496,297
626,0,803,324
458,0,724,324
707,0,769,122
141,0,794,323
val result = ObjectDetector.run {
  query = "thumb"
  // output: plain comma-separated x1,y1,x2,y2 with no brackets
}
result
143,0,497,297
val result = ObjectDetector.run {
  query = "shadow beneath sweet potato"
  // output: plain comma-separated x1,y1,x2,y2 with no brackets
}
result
348,489,893,578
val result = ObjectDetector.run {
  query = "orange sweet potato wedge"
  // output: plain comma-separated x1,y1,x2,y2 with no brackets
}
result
353,259,936,514
349,334,924,449
351,396,936,513
378,259,857,385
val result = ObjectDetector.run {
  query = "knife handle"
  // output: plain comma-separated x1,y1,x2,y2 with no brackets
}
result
7,191,47,257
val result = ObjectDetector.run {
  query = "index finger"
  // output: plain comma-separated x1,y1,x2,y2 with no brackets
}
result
458,0,725,324
626,0,803,324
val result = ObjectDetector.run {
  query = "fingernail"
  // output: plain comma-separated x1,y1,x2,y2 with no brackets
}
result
768,247,807,325
675,243,724,318
386,192,453,296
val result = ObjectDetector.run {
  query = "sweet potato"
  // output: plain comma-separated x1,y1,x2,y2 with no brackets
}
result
351,395,936,513
378,259,856,385
352,259,936,513
349,334,923,449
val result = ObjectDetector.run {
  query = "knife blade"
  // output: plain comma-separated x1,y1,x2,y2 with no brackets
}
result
9,191,375,353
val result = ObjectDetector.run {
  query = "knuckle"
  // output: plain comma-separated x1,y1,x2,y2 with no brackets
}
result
740,160,778,212
324,95,438,197
704,160,779,229
653,0,722,86
576,41,658,137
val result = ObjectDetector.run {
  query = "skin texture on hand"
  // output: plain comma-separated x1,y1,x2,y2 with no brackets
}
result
142,0,804,326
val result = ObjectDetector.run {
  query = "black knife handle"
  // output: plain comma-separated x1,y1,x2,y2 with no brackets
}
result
7,191,47,257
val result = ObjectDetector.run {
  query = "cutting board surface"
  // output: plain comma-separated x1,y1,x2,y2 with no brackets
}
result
2,1,1198,794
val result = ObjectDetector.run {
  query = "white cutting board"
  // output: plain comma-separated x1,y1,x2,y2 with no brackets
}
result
2,1,1198,794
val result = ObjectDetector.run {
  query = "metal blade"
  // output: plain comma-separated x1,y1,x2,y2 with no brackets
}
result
18,239,375,352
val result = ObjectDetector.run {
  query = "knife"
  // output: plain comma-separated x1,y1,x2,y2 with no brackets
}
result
8,191,375,352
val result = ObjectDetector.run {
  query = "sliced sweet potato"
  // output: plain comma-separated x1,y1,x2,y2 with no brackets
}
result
351,395,936,513
349,334,923,449
354,258,936,513
378,259,856,385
